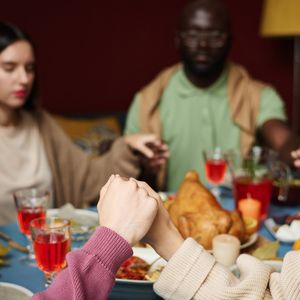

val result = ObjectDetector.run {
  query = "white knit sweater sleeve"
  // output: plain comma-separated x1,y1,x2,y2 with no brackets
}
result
154,238,300,300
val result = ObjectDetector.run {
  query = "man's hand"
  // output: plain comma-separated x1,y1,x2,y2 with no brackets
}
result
124,134,169,170
260,120,300,165
97,175,158,246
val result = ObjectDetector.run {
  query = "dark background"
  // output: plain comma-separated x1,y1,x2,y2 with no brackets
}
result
0,0,294,127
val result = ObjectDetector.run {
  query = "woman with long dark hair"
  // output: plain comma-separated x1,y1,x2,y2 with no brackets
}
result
0,21,168,224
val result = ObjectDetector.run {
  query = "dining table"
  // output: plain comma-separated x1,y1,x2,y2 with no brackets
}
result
0,191,299,297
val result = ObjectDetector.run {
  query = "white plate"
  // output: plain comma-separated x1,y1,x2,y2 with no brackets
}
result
47,209,98,244
0,282,33,300
47,208,98,224
116,247,166,285
117,234,258,284
240,232,258,249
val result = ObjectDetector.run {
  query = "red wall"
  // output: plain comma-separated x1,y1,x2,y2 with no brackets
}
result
0,1,294,124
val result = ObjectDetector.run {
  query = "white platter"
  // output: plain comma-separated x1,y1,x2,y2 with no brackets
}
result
0,282,33,300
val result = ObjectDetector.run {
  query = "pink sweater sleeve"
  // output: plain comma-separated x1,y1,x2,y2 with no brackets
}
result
32,226,133,300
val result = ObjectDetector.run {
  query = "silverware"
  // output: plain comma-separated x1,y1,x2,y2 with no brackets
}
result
0,232,29,254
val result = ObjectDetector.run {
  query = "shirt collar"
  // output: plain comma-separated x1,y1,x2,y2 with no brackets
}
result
177,64,229,97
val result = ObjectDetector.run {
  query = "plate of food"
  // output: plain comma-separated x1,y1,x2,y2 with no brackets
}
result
47,204,98,245
0,282,33,300
109,247,166,300
116,247,166,283
160,172,259,252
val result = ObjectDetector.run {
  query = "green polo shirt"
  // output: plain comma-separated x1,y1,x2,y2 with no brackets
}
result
125,67,286,191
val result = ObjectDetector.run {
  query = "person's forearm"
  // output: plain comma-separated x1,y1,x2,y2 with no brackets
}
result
154,230,184,261
33,227,132,300
154,238,275,300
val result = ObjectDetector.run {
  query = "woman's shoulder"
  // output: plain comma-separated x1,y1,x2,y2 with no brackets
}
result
28,109,55,125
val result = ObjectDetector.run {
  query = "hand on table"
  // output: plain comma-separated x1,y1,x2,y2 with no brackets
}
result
97,175,158,246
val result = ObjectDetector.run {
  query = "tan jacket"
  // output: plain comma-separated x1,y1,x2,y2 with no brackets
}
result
154,238,300,300
138,63,267,189
34,110,140,208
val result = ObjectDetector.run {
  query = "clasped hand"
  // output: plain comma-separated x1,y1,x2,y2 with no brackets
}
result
97,175,183,260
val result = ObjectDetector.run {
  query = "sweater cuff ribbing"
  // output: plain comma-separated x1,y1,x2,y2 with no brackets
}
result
154,238,215,300
82,226,133,274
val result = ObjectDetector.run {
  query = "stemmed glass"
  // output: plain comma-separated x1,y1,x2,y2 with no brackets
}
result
203,148,227,198
14,188,49,264
30,217,71,287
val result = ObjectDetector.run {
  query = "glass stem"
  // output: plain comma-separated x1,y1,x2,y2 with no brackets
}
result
44,271,56,288
26,235,35,260
211,185,221,199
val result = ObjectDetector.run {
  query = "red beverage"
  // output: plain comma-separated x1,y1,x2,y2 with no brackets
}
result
17,207,46,236
205,159,227,184
33,233,69,272
233,176,273,220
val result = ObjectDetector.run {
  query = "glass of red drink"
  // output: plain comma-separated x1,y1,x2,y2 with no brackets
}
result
14,188,49,263
233,176,273,220
226,147,288,220
30,217,71,287
203,148,227,198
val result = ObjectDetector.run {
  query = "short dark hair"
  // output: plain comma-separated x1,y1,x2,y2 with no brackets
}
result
0,21,38,111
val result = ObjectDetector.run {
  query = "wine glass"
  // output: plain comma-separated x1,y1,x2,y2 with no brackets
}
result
203,148,227,198
14,188,49,264
30,217,71,287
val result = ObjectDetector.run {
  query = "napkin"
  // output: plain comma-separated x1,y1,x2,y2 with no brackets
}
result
276,220,300,241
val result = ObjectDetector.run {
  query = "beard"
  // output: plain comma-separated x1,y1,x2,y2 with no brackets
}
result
179,44,230,78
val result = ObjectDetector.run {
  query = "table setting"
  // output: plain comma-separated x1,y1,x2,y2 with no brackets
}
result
0,147,300,300
0,192,99,299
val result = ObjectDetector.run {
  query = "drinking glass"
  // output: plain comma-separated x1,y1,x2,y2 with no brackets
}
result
226,147,291,220
30,217,71,287
203,148,227,198
14,188,49,264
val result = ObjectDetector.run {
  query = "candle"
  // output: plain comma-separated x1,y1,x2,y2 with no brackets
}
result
238,197,261,222
212,234,240,267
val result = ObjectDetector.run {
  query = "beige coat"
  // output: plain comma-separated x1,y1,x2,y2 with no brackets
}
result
35,110,140,208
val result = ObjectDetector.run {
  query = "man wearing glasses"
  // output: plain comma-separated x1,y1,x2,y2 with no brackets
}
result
125,0,297,191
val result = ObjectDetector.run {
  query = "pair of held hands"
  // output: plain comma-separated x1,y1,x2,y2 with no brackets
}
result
126,134,300,171
97,174,183,261
124,134,169,172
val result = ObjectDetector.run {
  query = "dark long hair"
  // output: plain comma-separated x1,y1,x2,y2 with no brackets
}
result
0,22,38,110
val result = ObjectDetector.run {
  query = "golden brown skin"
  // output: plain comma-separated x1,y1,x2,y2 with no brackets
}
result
228,210,248,243
168,171,247,249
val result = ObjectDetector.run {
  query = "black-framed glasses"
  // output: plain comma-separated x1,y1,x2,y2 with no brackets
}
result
179,30,228,48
